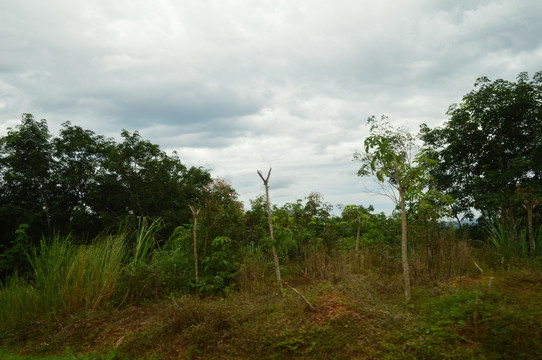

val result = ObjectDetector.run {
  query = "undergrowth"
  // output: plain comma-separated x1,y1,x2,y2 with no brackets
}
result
1,222,541,359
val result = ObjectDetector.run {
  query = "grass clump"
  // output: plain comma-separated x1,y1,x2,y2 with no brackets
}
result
0,234,126,335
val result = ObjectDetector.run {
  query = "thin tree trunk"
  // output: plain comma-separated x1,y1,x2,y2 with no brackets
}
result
355,213,361,252
455,214,462,230
393,154,410,303
399,186,411,303
189,205,200,283
43,197,52,237
524,200,538,259
258,168,283,295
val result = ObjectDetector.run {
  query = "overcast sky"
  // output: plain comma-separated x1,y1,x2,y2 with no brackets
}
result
1,0,541,214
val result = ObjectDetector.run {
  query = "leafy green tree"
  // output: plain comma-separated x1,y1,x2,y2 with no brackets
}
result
0,114,54,242
199,178,245,258
92,129,211,229
0,115,212,259
421,72,542,224
354,115,429,302
270,192,333,256
52,122,110,234
244,195,268,246
341,205,374,252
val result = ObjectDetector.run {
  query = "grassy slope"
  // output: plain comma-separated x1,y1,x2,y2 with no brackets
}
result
2,267,541,360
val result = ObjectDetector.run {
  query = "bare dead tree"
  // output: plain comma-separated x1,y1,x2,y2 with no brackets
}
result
257,168,283,295
189,205,201,283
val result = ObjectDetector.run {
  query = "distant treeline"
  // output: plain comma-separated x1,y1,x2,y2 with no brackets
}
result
1,71,541,279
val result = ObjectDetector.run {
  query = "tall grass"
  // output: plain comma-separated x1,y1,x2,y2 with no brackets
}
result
0,276,40,332
131,217,163,265
0,234,127,333
117,217,170,304
61,235,126,311
27,234,75,313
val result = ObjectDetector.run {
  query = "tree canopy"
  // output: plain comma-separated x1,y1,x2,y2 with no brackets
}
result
420,72,542,221
0,114,211,266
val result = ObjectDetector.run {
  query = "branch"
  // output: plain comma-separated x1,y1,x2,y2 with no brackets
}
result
188,205,200,216
362,181,399,205
257,167,272,184
288,286,315,311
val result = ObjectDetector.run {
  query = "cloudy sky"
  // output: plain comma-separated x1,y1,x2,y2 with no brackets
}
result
1,0,541,214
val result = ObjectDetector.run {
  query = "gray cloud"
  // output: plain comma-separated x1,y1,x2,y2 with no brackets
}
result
1,0,541,214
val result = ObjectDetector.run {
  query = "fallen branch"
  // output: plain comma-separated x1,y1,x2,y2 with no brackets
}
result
288,286,315,311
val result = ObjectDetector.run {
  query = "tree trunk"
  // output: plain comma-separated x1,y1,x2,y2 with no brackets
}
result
355,213,361,252
43,197,52,237
399,186,411,303
525,200,538,259
189,205,200,283
455,214,462,230
392,154,411,303
258,168,283,295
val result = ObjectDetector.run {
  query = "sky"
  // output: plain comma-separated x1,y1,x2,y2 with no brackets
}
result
1,0,541,214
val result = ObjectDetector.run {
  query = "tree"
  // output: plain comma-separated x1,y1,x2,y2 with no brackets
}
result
92,129,211,228
198,178,245,258
420,72,542,224
342,205,374,252
354,115,428,302
0,115,213,254
52,121,110,234
244,195,268,246
270,192,333,257
0,114,54,241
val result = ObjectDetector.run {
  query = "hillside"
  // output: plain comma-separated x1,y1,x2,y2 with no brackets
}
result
2,262,541,359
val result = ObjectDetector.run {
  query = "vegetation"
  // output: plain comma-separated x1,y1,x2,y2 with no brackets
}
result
1,71,541,359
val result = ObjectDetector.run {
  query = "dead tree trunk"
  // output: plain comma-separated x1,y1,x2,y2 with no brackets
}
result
257,168,283,295
189,205,201,283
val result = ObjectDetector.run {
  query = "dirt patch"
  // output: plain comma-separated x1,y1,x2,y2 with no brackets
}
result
450,275,488,289
312,292,355,324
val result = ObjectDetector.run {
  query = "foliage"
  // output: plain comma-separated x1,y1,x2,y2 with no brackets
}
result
0,114,54,246
354,116,428,198
197,178,245,258
0,224,31,277
483,218,528,261
267,193,333,259
420,71,542,221
0,115,212,275
354,115,431,302
195,236,237,296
